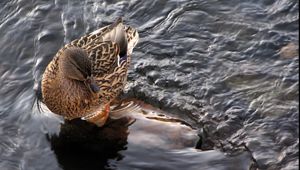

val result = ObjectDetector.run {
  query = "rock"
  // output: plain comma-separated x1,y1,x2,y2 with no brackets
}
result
279,43,299,59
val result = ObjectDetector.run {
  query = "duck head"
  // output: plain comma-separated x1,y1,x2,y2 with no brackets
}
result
59,47,100,94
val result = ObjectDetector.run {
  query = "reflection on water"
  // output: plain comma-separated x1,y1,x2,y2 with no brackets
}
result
0,0,298,169
49,118,129,170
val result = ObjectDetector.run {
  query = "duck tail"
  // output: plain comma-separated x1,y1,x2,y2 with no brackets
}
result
106,17,128,58
109,17,123,29
125,25,139,56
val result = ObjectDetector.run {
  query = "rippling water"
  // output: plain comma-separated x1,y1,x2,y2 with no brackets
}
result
0,0,298,170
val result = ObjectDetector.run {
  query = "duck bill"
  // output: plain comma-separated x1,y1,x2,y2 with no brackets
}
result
89,82,100,93
85,77,100,93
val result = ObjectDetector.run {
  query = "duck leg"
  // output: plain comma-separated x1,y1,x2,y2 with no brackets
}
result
86,104,110,127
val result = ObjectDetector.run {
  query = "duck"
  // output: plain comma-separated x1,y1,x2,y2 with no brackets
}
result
41,18,139,127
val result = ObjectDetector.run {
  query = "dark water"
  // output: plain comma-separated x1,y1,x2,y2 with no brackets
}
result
0,0,298,170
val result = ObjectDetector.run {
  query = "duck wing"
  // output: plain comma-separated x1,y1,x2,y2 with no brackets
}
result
68,18,127,77
88,41,121,77
94,60,128,102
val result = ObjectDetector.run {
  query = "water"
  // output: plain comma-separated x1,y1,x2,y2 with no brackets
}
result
0,0,298,170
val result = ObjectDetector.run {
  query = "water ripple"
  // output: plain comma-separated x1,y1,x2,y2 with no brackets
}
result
0,0,298,169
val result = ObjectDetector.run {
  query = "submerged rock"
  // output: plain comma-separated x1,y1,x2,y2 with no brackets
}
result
48,99,252,170
279,43,299,59
49,100,199,150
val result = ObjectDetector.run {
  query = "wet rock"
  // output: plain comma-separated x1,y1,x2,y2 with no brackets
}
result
279,43,299,59
49,100,228,169
146,70,160,83
154,78,183,88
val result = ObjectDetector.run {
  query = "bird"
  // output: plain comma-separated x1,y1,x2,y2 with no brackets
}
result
41,18,139,127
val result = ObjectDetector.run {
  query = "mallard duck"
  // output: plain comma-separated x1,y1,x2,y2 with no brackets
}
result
41,18,139,126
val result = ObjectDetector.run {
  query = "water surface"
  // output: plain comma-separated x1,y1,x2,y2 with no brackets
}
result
0,0,298,169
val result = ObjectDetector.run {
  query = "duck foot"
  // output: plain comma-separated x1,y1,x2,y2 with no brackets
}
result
85,104,110,127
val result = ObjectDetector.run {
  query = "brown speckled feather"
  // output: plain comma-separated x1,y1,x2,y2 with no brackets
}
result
41,18,139,120
89,41,120,77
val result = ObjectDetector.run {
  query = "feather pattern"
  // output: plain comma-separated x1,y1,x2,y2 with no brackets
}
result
41,18,139,121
